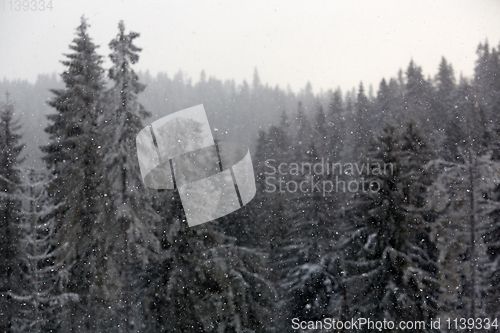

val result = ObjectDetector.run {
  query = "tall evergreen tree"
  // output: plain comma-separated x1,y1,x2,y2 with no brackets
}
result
0,93,24,332
292,101,312,160
276,142,343,331
41,17,105,331
429,86,498,319
376,78,401,126
354,82,371,157
485,180,500,319
227,123,290,250
435,57,456,114
328,88,343,118
474,42,500,122
10,171,78,333
343,122,440,330
376,79,391,119
314,103,328,156
482,43,500,321
100,20,159,332
144,192,276,333
405,60,435,132
327,88,344,159
430,78,475,319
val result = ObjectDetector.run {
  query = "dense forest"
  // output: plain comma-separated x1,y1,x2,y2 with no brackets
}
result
1,17,500,332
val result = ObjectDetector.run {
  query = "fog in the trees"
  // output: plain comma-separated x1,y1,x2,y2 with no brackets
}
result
1,13,500,333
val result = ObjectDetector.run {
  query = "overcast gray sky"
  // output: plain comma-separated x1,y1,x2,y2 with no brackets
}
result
1,0,500,93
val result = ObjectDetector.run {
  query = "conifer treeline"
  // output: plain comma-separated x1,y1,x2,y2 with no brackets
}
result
246,42,500,332
1,16,500,332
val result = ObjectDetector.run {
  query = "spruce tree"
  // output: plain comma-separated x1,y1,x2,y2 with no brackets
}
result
0,93,24,332
376,78,399,125
101,20,159,332
429,83,498,319
10,171,78,333
355,82,370,156
485,185,500,319
328,88,343,118
435,57,456,115
41,17,105,331
474,42,500,122
292,101,312,160
276,142,343,330
430,78,475,319
343,122,440,330
314,103,328,156
144,189,276,333
482,43,500,321
405,61,436,132
222,123,289,250
327,88,344,159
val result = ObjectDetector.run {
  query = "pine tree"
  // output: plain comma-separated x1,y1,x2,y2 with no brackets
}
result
0,92,24,332
101,20,159,332
343,122,440,329
41,17,105,331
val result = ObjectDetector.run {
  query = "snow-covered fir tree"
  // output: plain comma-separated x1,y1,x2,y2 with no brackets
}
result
485,174,500,319
249,120,292,251
429,65,500,320
405,61,436,133
10,171,78,333
481,43,500,321
354,82,371,157
274,135,343,330
41,16,106,331
143,189,276,333
326,88,344,159
343,122,440,329
100,20,159,332
474,41,500,123
0,93,24,332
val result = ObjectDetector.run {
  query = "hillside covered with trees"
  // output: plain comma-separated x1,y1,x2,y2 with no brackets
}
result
1,17,500,332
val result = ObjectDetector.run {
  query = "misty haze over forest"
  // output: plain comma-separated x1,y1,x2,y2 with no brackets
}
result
1,13,500,333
